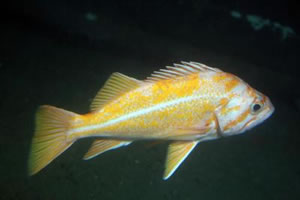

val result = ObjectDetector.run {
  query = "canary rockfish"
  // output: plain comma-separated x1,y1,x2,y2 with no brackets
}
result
28,61,274,179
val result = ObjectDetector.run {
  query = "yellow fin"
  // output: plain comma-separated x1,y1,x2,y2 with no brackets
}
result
163,141,198,180
83,139,132,160
90,72,142,111
28,105,79,175
146,61,222,82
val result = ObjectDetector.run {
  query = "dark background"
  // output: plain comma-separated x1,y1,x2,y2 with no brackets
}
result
0,1,299,200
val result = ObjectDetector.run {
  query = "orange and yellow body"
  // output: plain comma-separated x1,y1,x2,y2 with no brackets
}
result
69,72,228,140
28,61,274,179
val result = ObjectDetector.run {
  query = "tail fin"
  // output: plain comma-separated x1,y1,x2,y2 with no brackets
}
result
28,105,79,175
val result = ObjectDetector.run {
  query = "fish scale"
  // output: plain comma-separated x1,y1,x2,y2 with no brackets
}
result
70,75,221,138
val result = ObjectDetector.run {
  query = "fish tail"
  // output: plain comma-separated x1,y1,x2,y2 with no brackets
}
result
28,105,79,175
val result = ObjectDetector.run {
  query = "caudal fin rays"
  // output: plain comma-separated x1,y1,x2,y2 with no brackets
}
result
28,105,79,175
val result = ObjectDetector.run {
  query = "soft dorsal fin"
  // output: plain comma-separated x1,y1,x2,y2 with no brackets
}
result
146,61,222,82
90,72,142,111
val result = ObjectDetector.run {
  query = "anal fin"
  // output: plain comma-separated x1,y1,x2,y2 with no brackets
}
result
163,141,198,180
83,139,132,160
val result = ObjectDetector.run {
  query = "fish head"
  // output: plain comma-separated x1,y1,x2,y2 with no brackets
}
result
220,83,274,136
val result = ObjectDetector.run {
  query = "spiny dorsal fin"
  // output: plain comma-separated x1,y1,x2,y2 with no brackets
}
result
90,72,142,111
146,61,222,82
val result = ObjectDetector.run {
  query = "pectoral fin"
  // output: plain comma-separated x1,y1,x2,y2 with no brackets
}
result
163,141,198,180
83,139,131,160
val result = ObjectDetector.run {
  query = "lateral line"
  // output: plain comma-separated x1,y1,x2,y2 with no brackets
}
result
69,95,212,134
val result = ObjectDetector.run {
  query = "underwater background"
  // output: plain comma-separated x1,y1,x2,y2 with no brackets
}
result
0,0,299,199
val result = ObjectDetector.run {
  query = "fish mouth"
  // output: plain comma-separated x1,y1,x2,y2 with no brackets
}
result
263,96,275,118
262,99,275,121
268,101,275,116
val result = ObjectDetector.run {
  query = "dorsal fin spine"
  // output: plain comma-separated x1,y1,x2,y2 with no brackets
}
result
174,64,196,72
166,66,186,75
171,67,189,74
146,61,222,82
151,74,167,79
162,68,182,76
154,71,176,78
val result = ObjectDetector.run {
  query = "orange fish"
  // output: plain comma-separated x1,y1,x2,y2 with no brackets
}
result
28,61,274,179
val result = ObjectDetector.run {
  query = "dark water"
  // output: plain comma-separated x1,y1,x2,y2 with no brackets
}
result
1,1,299,199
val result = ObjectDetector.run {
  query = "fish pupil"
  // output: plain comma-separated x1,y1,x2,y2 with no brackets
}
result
252,103,262,112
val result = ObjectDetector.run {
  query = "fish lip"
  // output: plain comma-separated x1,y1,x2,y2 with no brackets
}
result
266,96,275,114
264,100,275,120
269,101,275,115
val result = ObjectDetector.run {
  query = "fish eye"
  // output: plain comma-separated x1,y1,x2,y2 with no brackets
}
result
250,103,263,114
